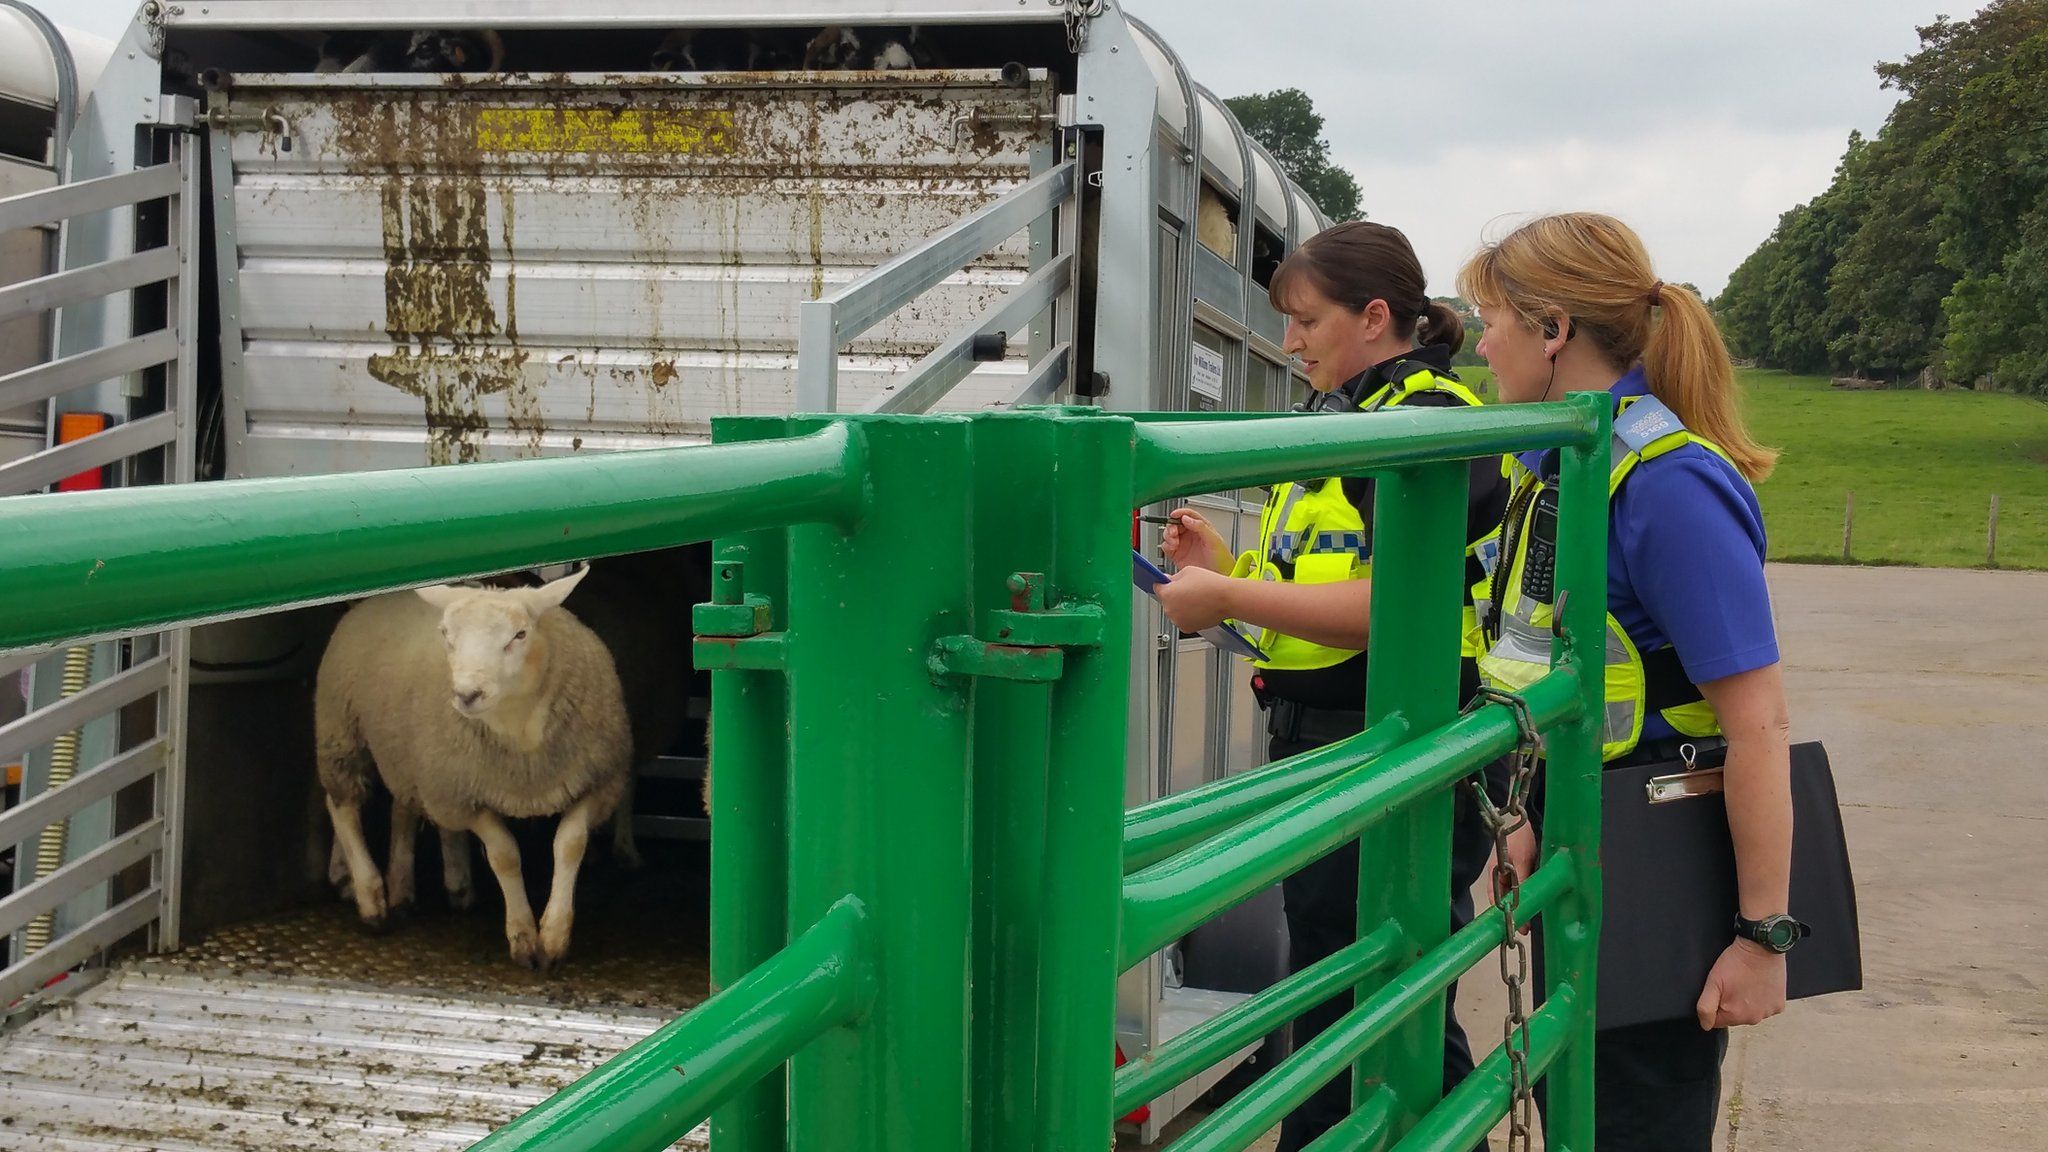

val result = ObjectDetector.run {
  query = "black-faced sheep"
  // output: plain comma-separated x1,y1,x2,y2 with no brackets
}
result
315,570,630,970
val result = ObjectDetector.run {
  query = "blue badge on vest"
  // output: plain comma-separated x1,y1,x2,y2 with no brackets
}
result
1475,535,1502,576
1614,395,1685,455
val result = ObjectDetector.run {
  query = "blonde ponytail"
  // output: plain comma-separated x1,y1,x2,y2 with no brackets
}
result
1643,284,1776,481
1458,213,1777,482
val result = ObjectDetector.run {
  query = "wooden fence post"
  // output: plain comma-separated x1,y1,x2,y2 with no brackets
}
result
1987,494,2000,568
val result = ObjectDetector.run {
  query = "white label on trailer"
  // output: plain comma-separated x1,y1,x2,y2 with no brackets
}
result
1190,343,1226,402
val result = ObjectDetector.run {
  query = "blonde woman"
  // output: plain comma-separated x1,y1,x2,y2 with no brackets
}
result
1461,213,1795,1152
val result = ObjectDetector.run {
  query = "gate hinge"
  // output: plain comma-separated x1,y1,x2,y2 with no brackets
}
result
930,572,1104,682
693,560,785,672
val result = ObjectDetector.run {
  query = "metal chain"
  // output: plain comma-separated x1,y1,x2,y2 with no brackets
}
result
1064,0,1108,55
1464,686,1542,1152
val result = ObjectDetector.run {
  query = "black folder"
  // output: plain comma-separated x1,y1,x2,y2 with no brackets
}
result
1594,741,1863,1030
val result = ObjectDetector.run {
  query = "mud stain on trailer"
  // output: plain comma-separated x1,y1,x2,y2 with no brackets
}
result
364,175,531,465
498,182,548,456
299,81,1046,445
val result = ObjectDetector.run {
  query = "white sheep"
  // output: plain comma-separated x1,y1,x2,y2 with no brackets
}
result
1197,182,1237,261
314,569,632,970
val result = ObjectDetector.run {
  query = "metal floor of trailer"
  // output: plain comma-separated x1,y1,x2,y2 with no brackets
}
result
0,844,714,1151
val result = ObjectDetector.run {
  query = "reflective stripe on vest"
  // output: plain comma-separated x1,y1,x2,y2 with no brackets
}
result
1229,365,1489,671
1477,394,1734,761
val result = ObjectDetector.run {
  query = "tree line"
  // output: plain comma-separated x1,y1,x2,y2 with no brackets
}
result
1714,0,2048,392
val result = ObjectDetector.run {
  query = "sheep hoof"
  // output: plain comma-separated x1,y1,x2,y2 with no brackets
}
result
446,882,475,912
507,927,541,970
539,913,573,971
612,838,643,871
352,878,388,930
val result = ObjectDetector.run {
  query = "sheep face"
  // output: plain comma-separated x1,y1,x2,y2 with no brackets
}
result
416,569,589,718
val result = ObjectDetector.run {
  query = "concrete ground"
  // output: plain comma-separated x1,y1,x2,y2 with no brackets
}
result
1154,564,2047,1150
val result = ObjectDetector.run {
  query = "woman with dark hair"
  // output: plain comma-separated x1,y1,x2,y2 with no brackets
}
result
1155,220,1509,1151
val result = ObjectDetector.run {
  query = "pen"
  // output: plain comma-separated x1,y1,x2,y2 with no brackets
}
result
1136,514,1185,526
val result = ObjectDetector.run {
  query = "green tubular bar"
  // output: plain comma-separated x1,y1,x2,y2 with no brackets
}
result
1122,717,1411,873
706,417,798,1152
1298,1086,1402,1152
0,422,869,653
1119,669,1582,971
967,414,1062,1152
1031,411,1137,1150
781,416,977,1152
1351,461,1469,1128
1131,401,1601,505
1157,854,1578,1152
468,897,875,1152
1389,989,1581,1152
1529,391,1615,1150
1113,921,1409,1117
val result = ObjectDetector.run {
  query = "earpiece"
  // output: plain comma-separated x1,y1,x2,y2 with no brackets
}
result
1541,318,1559,341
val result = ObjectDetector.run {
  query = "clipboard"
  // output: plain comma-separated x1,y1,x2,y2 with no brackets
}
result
1594,740,1862,1029
1133,550,1270,662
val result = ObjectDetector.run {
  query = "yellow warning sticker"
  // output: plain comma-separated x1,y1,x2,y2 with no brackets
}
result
474,108,738,155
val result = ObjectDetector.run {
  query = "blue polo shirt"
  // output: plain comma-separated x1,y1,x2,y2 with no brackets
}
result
1517,368,1779,742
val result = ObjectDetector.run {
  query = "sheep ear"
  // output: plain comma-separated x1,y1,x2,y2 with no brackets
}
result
525,565,590,615
414,584,465,610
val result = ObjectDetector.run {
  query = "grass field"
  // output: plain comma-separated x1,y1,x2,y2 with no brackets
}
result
1449,364,2048,569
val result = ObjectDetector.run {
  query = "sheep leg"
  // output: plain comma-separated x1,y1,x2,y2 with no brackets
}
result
537,795,600,972
610,776,642,870
385,799,420,914
440,826,474,910
468,810,541,969
325,796,388,928
327,837,351,897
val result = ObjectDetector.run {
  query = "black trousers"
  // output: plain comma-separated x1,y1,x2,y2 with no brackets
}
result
1570,1018,1729,1152
1270,724,1498,1152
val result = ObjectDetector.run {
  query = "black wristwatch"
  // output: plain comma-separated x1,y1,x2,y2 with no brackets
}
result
1734,913,1810,954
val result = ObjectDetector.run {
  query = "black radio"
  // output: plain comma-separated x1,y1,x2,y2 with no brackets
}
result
1520,486,1560,604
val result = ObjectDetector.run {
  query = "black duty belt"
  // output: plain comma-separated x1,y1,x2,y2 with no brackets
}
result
1264,698,1367,745
1616,734,1729,770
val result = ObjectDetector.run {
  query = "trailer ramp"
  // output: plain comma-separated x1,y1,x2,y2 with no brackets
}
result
0,965,708,1151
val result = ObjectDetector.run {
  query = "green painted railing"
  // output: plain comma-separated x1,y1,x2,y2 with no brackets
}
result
0,393,1613,1152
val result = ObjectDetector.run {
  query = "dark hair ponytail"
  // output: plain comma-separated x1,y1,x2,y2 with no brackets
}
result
1268,220,1457,352
1416,300,1465,355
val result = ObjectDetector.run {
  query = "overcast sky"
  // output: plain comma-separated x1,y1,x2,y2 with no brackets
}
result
1133,0,1982,298
53,0,1978,295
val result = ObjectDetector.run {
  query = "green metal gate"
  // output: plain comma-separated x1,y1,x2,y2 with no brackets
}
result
0,394,1613,1151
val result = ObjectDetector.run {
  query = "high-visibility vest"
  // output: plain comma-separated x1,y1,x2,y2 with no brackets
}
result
1478,393,1730,761
1228,362,1493,671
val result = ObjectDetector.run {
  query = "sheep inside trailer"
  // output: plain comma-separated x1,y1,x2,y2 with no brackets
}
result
0,2,1336,1147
